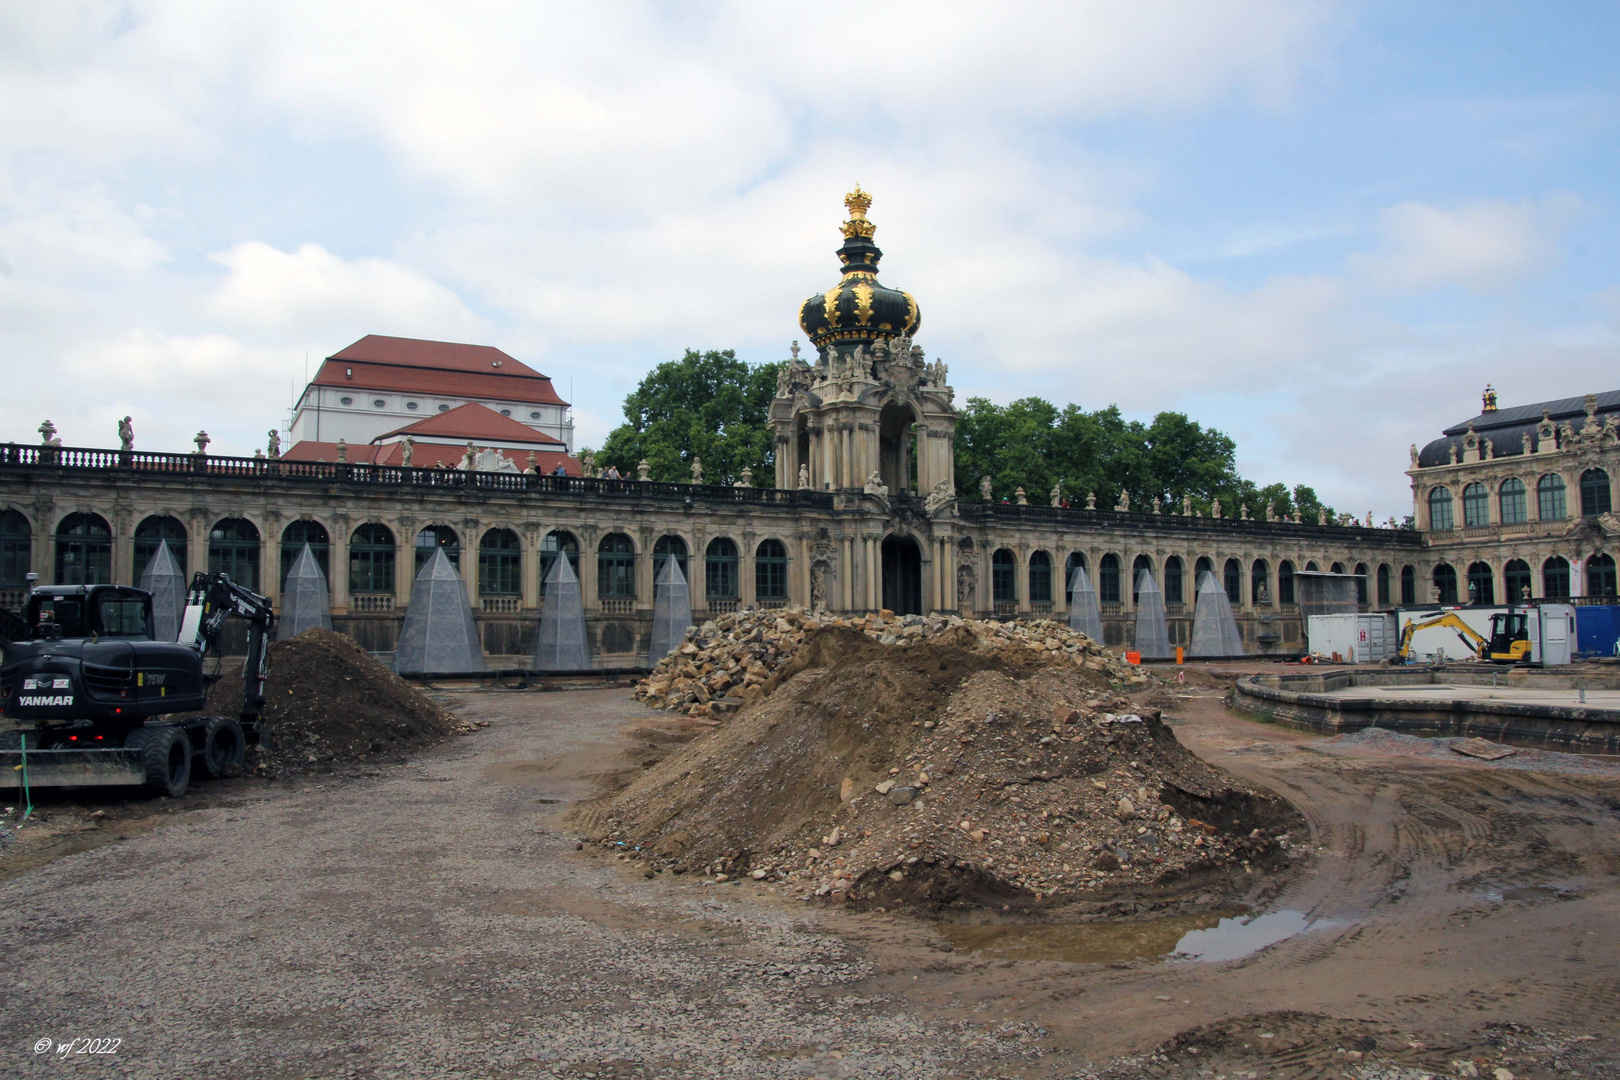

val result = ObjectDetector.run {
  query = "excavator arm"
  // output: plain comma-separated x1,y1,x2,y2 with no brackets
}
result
177,573,276,728
1395,611,1489,664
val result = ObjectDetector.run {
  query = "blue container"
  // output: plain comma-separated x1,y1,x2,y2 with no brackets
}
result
1575,605,1620,657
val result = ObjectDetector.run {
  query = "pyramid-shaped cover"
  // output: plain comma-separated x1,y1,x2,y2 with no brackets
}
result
1190,571,1246,657
1068,565,1104,644
1133,569,1172,659
395,547,483,674
279,544,334,639
534,551,591,671
648,556,693,666
138,540,187,643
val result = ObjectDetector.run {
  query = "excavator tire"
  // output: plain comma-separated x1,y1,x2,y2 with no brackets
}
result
124,725,191,798
196,716,245,779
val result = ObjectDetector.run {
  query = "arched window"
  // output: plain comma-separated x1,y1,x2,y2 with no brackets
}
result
1278,560,1295,605
134,515,187,577
756,539,789,601
1063,552,1086,605
1462,482,1489,528
1588,553,1618,598
1428,486,1454,530
1543,556,1571,599
1224,558,1242,605
540,530,579,594
208,517,259,590
1164,555,1184,605
1330,561,1346,575
653,535,688,583
0,510,30,587
1355,563,1369,606
1580,468,1612,517
1194,556,1214,588
598,533,635,600
280,520,330,589
992,549,1017,604
1131,555,1152,604
1400,564,1415,606
481,529,522,597
1251,559,1270,605
1503,559,1532,603
1029,551,1053,605
1098,553,1121,605
415,525,459,574
1376,564,1391,607
1538,474,1567,521
1498,478,1527,525
350,523,396,595
1466,561,1495,605
56,513,112,586
1433,563,1458,605
705,537,739,600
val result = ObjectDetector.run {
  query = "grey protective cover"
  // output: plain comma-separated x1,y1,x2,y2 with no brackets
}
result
138,540,187,642
1191,571,1247,657
1132,569,1173,659
534,551,591,671
1067,565,1104,643
395,547,483,674
647,556,692,666
278,543,333,640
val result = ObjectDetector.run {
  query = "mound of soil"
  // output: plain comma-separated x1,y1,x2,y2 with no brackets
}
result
185,628,465,777
587,627,1301,914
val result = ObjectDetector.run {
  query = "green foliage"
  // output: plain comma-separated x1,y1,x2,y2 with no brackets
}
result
598,350,782,485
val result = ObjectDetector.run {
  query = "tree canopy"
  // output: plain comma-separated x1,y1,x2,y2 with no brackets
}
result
596,350,782,485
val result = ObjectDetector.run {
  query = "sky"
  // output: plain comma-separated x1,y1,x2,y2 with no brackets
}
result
2,1,1617,519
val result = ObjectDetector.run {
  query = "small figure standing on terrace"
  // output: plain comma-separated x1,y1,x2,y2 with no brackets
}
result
690,457,702,484
797,463,809,489
118,416,134,451
1115,489,1130,512
979,475,993,501
1265,501,1275,522
1049,483,1061,507
581,449,596,478
401,436,415,467
194,431,210,455
1210,498,1222,519
1182,494,1192,515
604,464,621,480
267,430,281,459
1318,508,1328,525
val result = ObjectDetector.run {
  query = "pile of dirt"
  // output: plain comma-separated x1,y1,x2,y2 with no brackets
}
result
635,608,1147,720
589,626,1300,914
184,628,467,778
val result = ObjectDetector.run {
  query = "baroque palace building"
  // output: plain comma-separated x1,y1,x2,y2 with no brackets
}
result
0,188,1457,662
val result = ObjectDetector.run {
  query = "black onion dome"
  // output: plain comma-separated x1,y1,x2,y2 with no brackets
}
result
798,185,920,350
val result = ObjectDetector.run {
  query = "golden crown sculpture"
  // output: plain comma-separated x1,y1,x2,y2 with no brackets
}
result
841,183,876,239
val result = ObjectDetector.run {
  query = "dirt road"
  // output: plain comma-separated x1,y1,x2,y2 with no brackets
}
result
2,682,1618,1078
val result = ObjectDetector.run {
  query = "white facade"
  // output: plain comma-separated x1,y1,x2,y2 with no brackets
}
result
288,384,573,450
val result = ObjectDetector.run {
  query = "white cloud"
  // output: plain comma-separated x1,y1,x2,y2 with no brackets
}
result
1351,195,1582,294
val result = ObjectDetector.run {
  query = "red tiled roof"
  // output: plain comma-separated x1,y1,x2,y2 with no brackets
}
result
377,403,564,445
314,335,568,406
282,440,581,475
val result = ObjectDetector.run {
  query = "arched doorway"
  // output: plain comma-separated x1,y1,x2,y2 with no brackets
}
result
878,402,917,495
881,534,922,615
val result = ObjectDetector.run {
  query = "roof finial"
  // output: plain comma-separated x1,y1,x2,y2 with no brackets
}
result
844,183,872,219
1482,383,1498,412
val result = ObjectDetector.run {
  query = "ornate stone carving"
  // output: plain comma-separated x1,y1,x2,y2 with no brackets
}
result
1115,489,1129,512
118,417,134,452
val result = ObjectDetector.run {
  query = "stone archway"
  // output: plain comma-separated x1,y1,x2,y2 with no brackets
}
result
881,534,923,615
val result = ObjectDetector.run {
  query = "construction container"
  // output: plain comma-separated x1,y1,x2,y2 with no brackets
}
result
1307,613,1395,663
1394,604,1576,666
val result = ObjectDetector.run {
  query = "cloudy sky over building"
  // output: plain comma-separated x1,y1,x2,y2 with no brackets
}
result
2,1,1615,517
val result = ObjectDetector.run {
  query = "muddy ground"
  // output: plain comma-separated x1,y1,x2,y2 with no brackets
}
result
0,673,1617,1078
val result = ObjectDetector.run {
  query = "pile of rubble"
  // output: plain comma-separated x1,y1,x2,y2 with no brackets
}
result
634,608,1149,720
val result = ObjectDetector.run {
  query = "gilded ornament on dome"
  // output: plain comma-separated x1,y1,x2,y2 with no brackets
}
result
902,291,919,333
823,286,842,328
853,283,874,325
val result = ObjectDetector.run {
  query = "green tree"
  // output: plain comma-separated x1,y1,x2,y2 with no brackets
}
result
597,350,782,485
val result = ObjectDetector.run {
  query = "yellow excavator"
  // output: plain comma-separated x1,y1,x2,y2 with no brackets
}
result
1394,609,1532,665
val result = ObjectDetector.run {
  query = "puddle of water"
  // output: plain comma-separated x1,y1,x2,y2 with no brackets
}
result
938,909,1239,966
1171,909,1337,963
1475,882,1576,904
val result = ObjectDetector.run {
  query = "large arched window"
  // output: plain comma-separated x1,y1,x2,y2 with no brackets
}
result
1330,561,1346,575
1223,558,1242,605
208,517,260,590
992,549,1017,605
280,520,330,589
756,539,789,602
706,537,739,600
1251,559,1270,605
653,535,688,582
1098,553,1121,605
1503,559,1532,603
597,533,636,600
481,529,523,597
1278,559,1296,605
1305,561,1320,572
1163,555,1184,605
1462,482,1489,528
1498,478,1527,525
1194,556,1214,591
1131,555,1152,604
1538,474,1567,521
349,523,396,595
1428,486,1455,530
1355,562,1369,607
56,513,112,586
415,525,459,574
1466,561,1495,605
0,510,30,587
1376,564,1391,607
1589,553,1618,598
1400,564,1415,606
1543,556,1571,599
540,530,579,594
134,515,187,577
1433,563,1458,605
1063,552,1086,606
1581,468,1613,517
1029,550,1053,605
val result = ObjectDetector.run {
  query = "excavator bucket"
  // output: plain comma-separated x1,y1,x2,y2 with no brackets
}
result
0,746,146,789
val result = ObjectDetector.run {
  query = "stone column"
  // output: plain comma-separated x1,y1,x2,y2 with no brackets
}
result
394,520,415,610
30,501,52,582
690,527,707,615
521,524,542,612
740,531,756,607
795,533,810,607
841,535,853,611
187,510,210,581
113,505,134,586
328,516,350,612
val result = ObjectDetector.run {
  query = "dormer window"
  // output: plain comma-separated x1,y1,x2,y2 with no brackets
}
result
339,396,353,406
500,409,512,417
373,399,386,408
438,404,449,412
406,401,419,411
530,411,541,419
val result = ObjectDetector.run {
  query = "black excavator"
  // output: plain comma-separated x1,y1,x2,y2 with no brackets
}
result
0,573,274,797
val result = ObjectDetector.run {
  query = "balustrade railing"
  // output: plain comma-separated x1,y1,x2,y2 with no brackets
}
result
349,594,395,613
993,601,1018,617
1101,602,1124,616
599,598,636,616
1030,602,1053,617
705,600,740,617
758,598,789,610
955,499,1422,543
481,596,522,614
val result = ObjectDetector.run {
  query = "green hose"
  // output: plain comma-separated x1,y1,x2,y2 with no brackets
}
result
16,732,30,823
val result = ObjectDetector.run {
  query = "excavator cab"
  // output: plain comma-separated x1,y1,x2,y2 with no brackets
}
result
1486,612,1532,664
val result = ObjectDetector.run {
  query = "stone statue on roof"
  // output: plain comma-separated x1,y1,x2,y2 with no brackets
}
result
401,435,414,467
118,416,133,451
268,430,281,459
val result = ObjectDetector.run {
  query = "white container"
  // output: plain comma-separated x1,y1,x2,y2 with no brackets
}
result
1307,613,1395,662
1394,604,1576,666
